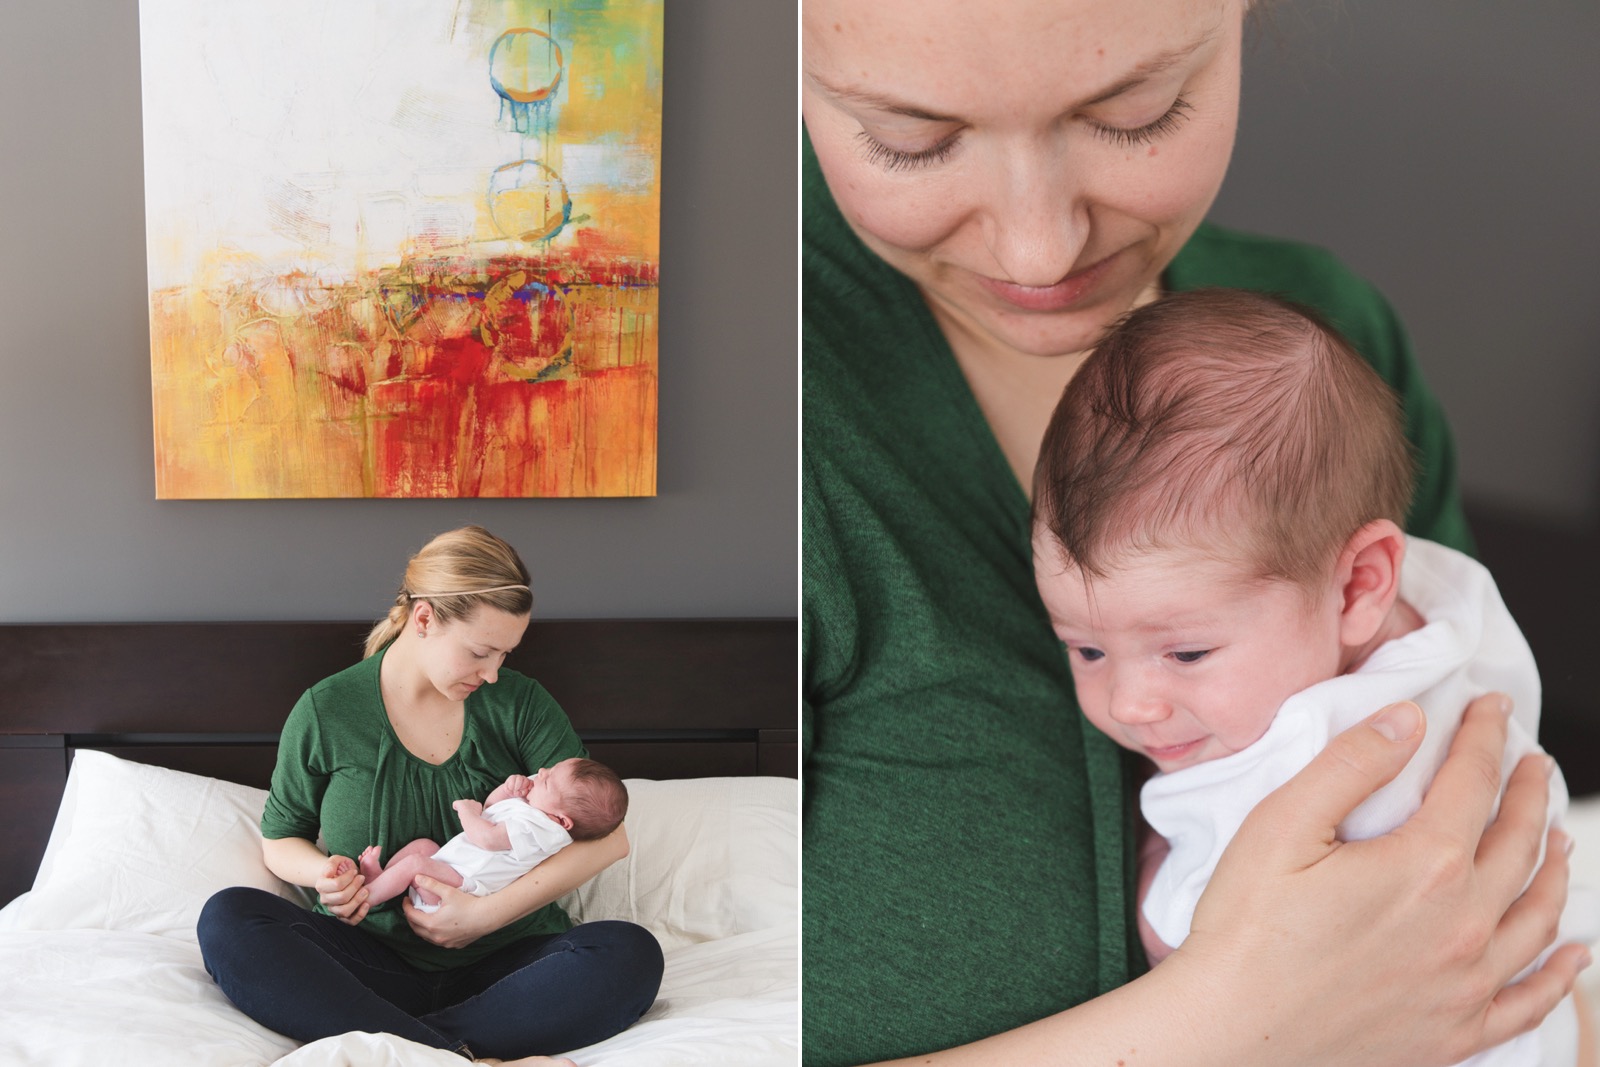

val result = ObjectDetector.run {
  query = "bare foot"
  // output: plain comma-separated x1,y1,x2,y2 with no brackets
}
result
358,845,383,882
474,1057,577,1067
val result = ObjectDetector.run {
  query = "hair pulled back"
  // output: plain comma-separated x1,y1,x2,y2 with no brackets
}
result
364,526,533,658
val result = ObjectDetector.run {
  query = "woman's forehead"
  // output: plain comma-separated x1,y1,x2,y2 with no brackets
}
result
805,0,1237,112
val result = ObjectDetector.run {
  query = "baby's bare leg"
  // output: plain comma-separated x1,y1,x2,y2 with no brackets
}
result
405,855,464,907
358,840,459,906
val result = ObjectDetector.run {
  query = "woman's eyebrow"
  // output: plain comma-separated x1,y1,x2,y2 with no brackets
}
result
1079,30,1219,107
804,72,958,122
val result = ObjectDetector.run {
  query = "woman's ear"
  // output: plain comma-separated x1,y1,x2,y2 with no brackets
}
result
1335,520,1407,648
410,599,434,637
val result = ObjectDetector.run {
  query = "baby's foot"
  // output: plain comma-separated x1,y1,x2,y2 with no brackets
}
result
358,845,383,882
475,1057,577,1067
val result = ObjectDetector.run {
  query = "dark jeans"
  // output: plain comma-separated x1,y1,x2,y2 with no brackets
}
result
198,886,663,1060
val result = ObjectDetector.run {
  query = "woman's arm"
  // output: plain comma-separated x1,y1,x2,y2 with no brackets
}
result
861,696,1588,1067
403,824,631,950
261,835,370,925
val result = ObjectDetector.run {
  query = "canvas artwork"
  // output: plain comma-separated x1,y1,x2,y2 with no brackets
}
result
141,0,663,498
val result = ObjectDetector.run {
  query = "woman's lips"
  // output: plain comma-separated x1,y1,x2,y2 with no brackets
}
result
976,253,1118,312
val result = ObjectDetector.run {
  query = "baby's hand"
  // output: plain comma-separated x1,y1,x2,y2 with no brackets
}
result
503,774,532,797
453,799,484,818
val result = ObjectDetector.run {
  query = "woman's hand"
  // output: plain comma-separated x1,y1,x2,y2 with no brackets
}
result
1170,693,1588,1065
316,854,370,926
403,875,495,949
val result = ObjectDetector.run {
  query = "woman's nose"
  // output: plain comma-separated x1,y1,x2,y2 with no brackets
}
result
980,145,1087,287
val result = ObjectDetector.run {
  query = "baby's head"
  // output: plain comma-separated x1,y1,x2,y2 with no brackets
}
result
526,757,629,840
1031,288,1415,771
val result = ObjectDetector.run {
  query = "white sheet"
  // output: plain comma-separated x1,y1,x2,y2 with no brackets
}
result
0,924,797,1067
0,929,299,1066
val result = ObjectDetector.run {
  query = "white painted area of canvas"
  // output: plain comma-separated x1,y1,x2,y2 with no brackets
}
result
137,0,652,289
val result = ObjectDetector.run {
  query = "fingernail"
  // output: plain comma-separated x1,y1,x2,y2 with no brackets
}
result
1498,694,1514,717
1579,948,1593,972
1555,829,1575,857
1545,754,1558,780
1371,702,1422,742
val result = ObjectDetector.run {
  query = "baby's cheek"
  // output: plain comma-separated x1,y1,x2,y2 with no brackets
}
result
1071,680,1116,740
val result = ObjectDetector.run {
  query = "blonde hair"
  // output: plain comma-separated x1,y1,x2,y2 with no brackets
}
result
1034,288,1416,587
364,526,534,658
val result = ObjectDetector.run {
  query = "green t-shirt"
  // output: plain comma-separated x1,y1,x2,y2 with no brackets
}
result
802,139,1472,1066
260,647,587,971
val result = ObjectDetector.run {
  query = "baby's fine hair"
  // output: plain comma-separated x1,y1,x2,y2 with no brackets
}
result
1034,288,1416,586
563,758,629,841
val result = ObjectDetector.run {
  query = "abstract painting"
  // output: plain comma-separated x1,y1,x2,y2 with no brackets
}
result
141,0,663,498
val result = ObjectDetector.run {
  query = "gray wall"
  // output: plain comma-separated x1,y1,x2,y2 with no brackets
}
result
0,2,797,623
1209,0,1600,530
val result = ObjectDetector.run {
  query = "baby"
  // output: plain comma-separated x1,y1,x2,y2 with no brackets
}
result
359,757,628,913
1031,288,1587,1066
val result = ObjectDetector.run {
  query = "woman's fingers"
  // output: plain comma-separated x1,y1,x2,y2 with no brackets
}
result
1241,701,1424,866
336,898,370,926
317,854,368,916
1480,942,1591,1049
1476,751,1557,906
1488,828,1572,980
1411,694,1513,851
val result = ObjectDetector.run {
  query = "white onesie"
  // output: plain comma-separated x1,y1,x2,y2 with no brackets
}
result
1139,537,1592,1067
408,798,573,913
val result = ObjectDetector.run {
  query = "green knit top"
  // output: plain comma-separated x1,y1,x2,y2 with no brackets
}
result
802,139,1472,1066
260,647,587,971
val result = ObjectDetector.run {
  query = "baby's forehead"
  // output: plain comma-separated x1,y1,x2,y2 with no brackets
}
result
1034,526,1257,582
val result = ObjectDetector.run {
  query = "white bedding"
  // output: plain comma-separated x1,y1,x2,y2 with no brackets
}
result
0,752,798,1066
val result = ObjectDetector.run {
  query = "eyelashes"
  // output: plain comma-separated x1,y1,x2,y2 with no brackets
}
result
854,130,960,172
857,94,1195,172
1088,95,1194,148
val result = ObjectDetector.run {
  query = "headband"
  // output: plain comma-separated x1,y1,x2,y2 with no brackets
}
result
407,584,531,599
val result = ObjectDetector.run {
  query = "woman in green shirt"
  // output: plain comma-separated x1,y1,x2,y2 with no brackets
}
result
802,2,1586,1064
198,527,662,1065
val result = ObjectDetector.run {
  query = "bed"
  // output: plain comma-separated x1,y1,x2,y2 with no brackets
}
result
0,619,798,1066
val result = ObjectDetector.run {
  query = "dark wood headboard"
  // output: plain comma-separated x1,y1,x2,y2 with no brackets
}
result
0,618,796,906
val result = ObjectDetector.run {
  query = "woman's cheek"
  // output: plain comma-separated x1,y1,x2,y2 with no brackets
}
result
832,169,958,256
1106,132,1233,229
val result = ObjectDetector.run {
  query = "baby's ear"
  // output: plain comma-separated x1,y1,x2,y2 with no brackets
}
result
552,811,574,831
1335,520,1407,647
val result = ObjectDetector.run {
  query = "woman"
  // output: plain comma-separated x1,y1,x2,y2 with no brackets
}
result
198,526,663,1066
802,1,1588,1064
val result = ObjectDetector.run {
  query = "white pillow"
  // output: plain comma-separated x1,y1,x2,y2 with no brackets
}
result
9,750,306,940
560,776,798,953
10,752,798,953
